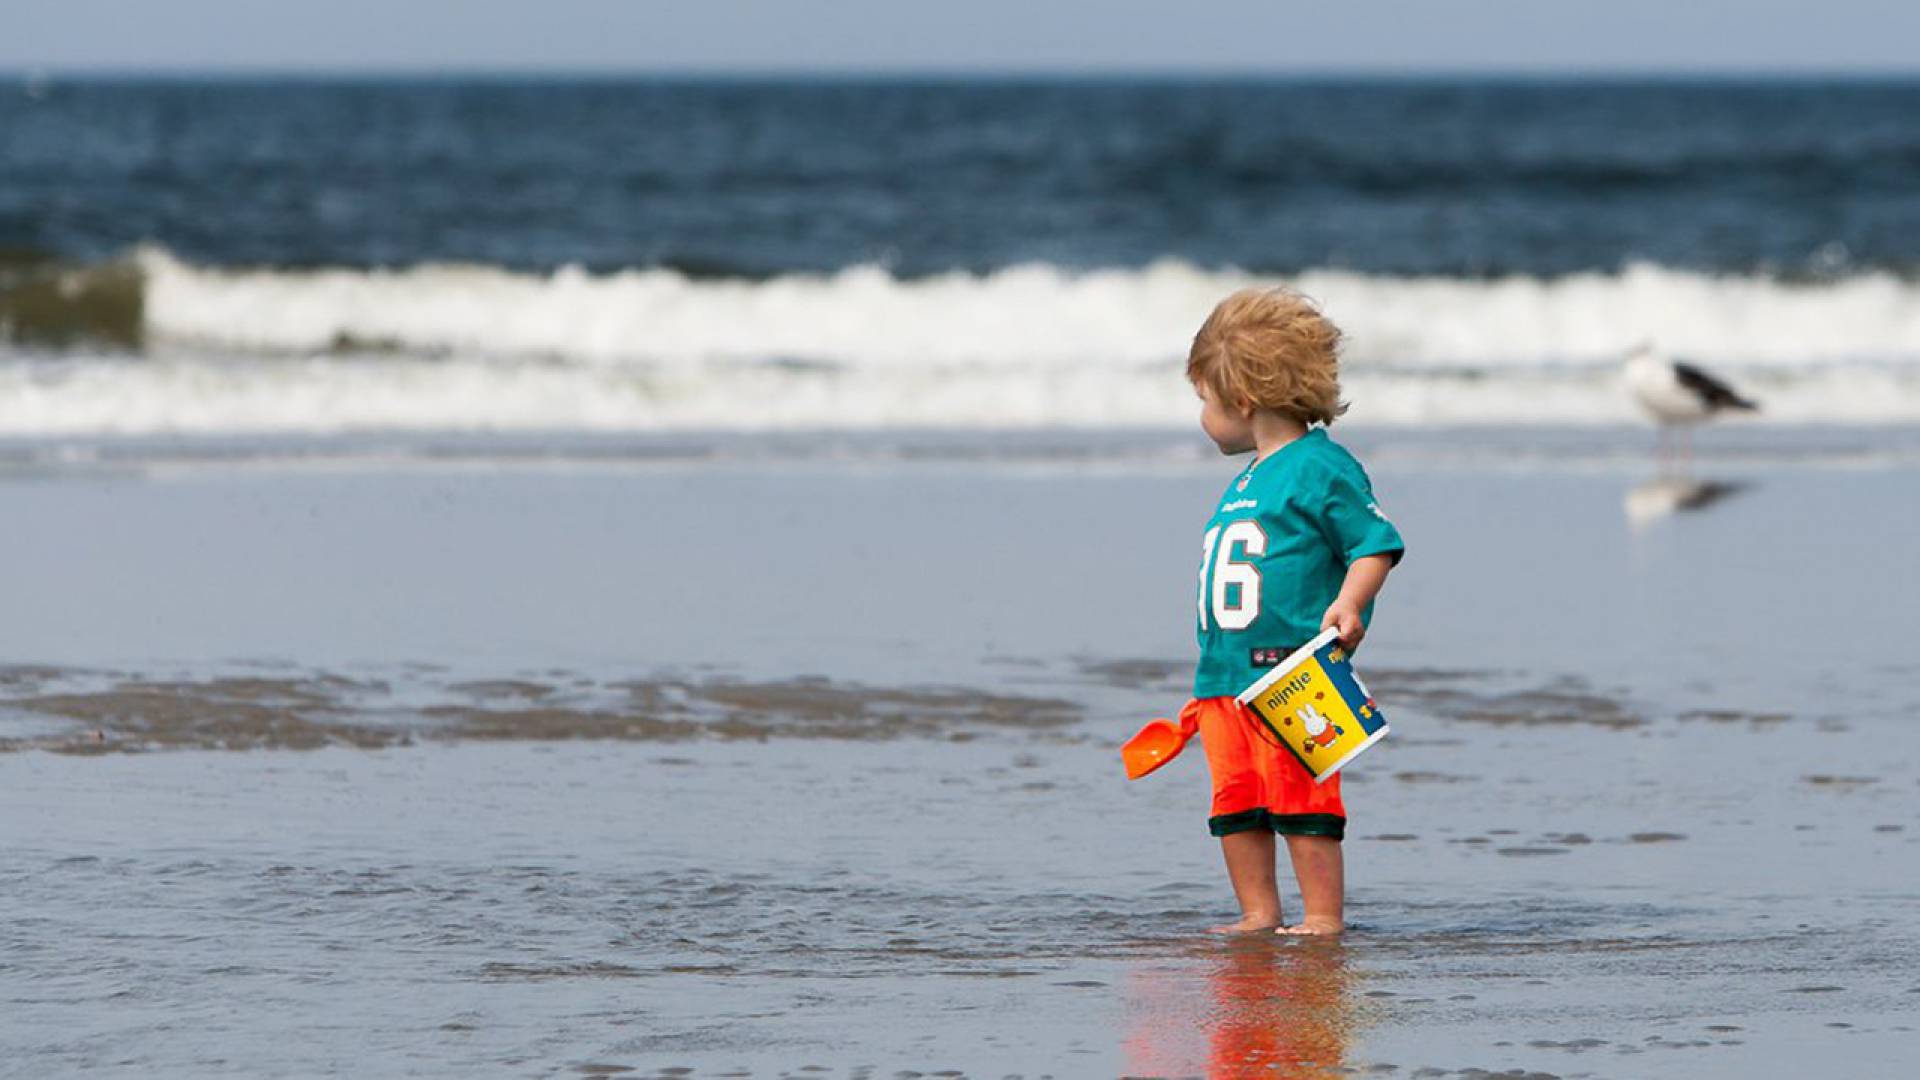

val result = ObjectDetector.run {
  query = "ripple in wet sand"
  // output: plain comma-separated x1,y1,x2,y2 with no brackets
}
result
1072,656,1187,688
1679,709,1791,728
1803,774,1880,789
0,670,1082,753
1394,771,1475,784
1368,670,1645,730
475,961,645,982
14,676,393,753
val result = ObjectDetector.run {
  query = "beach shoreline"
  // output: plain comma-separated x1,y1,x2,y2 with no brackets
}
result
3,439,1917,1076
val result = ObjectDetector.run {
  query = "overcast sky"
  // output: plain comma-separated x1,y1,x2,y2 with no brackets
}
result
11,0,1920,75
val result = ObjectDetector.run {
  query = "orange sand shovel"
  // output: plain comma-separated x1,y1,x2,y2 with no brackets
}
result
1121,709,1199,780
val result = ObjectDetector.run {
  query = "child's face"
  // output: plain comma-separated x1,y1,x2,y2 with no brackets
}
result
1195,380,1256,455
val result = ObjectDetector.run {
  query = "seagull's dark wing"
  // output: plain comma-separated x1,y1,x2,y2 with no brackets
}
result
1672,361,1759,412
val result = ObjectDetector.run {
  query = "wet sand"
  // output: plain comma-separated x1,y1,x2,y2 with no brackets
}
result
6,735,1915,1078
3,429,1918,1076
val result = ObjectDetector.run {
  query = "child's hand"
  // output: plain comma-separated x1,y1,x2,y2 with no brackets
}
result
1322,554,1393,651
1321,601,1366,651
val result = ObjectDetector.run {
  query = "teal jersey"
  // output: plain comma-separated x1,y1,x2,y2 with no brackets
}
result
1194,429,1405,698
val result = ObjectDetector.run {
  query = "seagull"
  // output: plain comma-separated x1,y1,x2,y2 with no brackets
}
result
1623,344,1758,461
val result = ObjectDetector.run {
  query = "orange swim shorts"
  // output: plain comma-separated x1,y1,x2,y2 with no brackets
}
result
1185,696,1346,840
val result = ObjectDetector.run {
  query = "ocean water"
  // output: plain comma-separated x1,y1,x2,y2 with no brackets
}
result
4,77,1920,1078
4,78,1920,437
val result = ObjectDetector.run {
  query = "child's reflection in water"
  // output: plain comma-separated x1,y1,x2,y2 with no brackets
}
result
1124,938,1352,1079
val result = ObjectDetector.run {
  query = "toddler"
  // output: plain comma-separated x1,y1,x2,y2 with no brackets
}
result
1181,288,1404,935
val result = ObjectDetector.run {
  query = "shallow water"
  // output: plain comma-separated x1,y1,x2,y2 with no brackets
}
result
3,431,1919,1077
6,734,1915,1077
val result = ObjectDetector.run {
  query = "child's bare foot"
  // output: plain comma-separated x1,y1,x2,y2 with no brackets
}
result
1208,914,1283,935
1276,915,1344,936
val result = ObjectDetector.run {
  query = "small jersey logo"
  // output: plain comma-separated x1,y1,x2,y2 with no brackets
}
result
1236,473,1251,492
1249,647,1293,667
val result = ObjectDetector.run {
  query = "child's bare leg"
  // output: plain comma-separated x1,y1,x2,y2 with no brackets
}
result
1277,834,1344,935
1210,830,1283,933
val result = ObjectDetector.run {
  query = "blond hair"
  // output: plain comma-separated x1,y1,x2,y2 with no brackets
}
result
1187,288,1346,425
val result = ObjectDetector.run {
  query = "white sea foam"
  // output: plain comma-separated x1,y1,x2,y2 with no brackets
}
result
137,248,1920,368
5,352,1919,437
2,250,1919,436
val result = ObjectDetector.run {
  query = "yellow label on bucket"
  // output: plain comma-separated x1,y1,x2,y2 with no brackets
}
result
1238,628,1388,784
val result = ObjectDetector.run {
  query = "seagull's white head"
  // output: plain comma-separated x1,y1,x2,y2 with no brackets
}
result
1623,341,1664,380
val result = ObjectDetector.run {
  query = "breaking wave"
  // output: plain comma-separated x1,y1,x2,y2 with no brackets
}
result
4,248,1920,433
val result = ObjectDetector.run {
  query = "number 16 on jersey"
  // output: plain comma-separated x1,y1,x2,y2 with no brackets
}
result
1199,521,1267,632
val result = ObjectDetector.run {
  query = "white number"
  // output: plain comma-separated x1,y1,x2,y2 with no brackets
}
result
1198,526,1221,627
1198,520,1266,631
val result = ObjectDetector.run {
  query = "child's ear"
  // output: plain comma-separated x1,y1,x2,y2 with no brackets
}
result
1233,397,1258,419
